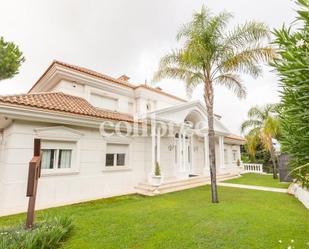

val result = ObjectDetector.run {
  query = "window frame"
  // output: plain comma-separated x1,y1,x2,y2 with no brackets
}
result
40,139,80,176
103,138,132,171
89,90,119,111
41,148,73,170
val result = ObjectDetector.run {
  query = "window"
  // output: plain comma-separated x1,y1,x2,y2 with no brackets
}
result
128,102,134,113
58,150,72,168
41,140,76,173
41,149,72,169
105,154,114,166
105,143,129,168
41,149,56,169
90,93,117,111
117,154,125,166
232,150,238,162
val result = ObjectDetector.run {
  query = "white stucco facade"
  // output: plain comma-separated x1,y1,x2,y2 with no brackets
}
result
0,61,245,216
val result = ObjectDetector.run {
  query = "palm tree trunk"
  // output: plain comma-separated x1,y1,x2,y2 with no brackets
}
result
204,82,219,203
270,145,278,179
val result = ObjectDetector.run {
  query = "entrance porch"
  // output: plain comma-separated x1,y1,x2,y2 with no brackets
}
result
147,122,236,184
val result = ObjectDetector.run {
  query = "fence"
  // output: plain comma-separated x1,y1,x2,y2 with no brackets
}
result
241,163,263,173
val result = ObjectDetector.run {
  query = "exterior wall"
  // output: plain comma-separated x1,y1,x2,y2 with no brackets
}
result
51,80,136,114
51,80,183,116
192,138,205,175
223,144,241,174
0,119,241,216
134,87,183,115
52,80,86,98
290,184,309,209
0,120,149,216
0,130,8,215
159,137,175,179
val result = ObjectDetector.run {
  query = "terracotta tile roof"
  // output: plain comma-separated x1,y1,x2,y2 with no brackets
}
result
0,92,134,122
29,60,187,102
226,134,246,142
53,60,136,88
135,84,186,102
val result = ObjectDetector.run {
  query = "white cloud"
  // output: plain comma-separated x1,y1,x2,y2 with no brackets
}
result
0,0,296,134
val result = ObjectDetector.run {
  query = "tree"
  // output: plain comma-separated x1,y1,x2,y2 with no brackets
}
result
271,0,309,182
241,104,280,179
0,36,25,81
153,7,274,203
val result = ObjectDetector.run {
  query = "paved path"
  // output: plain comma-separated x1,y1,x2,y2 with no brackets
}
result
218,182,288,193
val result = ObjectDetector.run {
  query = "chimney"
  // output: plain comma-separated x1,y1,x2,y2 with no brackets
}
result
118,75,130,82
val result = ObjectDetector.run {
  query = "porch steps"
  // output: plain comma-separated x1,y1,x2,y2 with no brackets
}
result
135,173,239,196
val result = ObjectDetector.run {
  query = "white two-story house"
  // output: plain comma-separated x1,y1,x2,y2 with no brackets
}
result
0,60,245,216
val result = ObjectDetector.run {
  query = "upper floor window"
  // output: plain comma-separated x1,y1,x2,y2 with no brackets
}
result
91,93,117,111
128,102,134,113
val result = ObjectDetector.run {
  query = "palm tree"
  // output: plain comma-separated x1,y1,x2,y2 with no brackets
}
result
153,7,274,203
241,104,280,179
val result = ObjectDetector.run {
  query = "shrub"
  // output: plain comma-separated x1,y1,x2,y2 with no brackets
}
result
271,0,309,182
289,163,309,188
155,162,161,176
0,216,73,249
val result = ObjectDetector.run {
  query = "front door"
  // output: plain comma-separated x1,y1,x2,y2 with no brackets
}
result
174,133,193,176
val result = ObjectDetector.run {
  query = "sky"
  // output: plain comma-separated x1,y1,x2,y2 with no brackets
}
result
0,0,297,134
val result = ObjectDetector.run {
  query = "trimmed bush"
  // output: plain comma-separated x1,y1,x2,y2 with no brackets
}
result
0,216,73,249
155,162,161,176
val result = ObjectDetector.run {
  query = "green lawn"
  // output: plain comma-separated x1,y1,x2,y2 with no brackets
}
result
1,186,308,249
224,173,291,189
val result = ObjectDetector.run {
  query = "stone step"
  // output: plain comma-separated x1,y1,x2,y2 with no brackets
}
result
135,173,238,196
138,176,209,189
138,173,231,188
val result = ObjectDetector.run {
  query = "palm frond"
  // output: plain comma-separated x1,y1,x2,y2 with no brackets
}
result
213,73,247,98
153,66,199,83
245,131,260,159
263,116,281,138
153,49,204,92
223,21,271,50
221,47,275,78
247,106,266,120
177,7,232,41
241,119,262,133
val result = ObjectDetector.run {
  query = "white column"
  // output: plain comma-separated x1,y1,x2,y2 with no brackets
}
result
219,136,225,169
203,134,210,174
177,132,181,172
182,131,186,171
151,121,156,174
156,127,161,166
190,134,194,173
238,148,241,163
